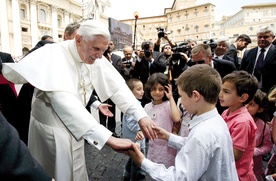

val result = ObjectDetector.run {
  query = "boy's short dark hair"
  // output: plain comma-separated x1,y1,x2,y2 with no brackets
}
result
126,78,142,91
145,73,169,101
222,70,258,104
236,34,252,44
176,64,221,104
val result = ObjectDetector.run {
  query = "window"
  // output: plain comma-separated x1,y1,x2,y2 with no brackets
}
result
40,9,46,22
22,27,28,32
195,26,199,33
177,16,181,21
185,15,189,20
20,9,26,19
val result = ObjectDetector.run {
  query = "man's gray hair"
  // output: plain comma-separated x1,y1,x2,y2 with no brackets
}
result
77,20,111,42
257,26,275,37
215,36,229,47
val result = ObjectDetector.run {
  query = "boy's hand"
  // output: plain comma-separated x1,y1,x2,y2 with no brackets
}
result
127,143,145,166
153,126,170,141
135,131,144,140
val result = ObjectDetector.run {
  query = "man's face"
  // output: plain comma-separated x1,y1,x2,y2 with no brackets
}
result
189,42,197,50
163,45,172,56
191,50,211,66
64,29,78,41
108,41,115,52
75,34,109,64
236,39,249,51
214,41,228,56
142,44,153,60
123,47,133,60
257,32,274,48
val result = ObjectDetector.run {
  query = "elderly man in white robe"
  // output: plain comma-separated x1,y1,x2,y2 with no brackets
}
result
1,20,156,181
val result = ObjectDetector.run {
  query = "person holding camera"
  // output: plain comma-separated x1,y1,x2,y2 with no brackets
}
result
154,29,176,52
121,45,136,81
133,41,166,106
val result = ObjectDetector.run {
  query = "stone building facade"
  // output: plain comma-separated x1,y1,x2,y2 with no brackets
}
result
0,0,110,59
121,0,276,49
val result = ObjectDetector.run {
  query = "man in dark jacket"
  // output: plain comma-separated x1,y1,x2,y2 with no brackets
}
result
132,41,167,106
0,112,53,181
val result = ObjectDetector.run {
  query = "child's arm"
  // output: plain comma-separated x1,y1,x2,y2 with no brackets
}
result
128,143,145,166
165,84,181,123
272,117,276,143
233,148,244,161
254,123,273,156
153,125,170,141
135,131,144,141
172,122,181,135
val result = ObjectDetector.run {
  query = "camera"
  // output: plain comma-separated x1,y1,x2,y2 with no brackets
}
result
172,42,191,54
157,28,165,38
203,39,217,52
142,41,152,58
123,60,132,68
170,42,189,65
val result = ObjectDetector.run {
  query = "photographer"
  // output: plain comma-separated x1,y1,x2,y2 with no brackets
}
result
169,43,189,102
154,28,176,52
132,41,166,106
121,45,136,81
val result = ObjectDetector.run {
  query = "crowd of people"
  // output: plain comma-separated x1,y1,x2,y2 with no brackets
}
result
0,20,276,181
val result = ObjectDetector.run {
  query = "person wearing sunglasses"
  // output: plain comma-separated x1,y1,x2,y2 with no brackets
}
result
189,44,237,114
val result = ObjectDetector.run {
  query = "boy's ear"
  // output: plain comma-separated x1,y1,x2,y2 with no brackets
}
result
192,90,201,102
240,93,249,103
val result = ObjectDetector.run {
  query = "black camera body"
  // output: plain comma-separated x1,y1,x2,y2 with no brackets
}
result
172,42,191,54
123,60,132,68
203,39,217,52
157,28,165,38
143,41,152,58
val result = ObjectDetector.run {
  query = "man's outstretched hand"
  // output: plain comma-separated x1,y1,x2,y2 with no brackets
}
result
138,117,157,140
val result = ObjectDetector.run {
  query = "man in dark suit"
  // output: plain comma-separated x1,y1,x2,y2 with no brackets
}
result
240,26,276,94
0,52,17,127
190,44,236,113
226,34,252,69
132,41,167,106
133,41,166,85
213,37,238,69
0,112,52,181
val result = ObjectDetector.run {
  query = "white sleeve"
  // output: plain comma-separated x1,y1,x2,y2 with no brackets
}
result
168,133,187,150
46,91,112,150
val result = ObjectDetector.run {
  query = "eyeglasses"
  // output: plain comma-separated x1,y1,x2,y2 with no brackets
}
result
192,60,205,64
188,59,206,66
257,35,270,39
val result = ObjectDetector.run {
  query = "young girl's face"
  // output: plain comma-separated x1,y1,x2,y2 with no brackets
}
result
246,100,261,116
132,81,144,100
150,83,165,104
219,81,242,108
